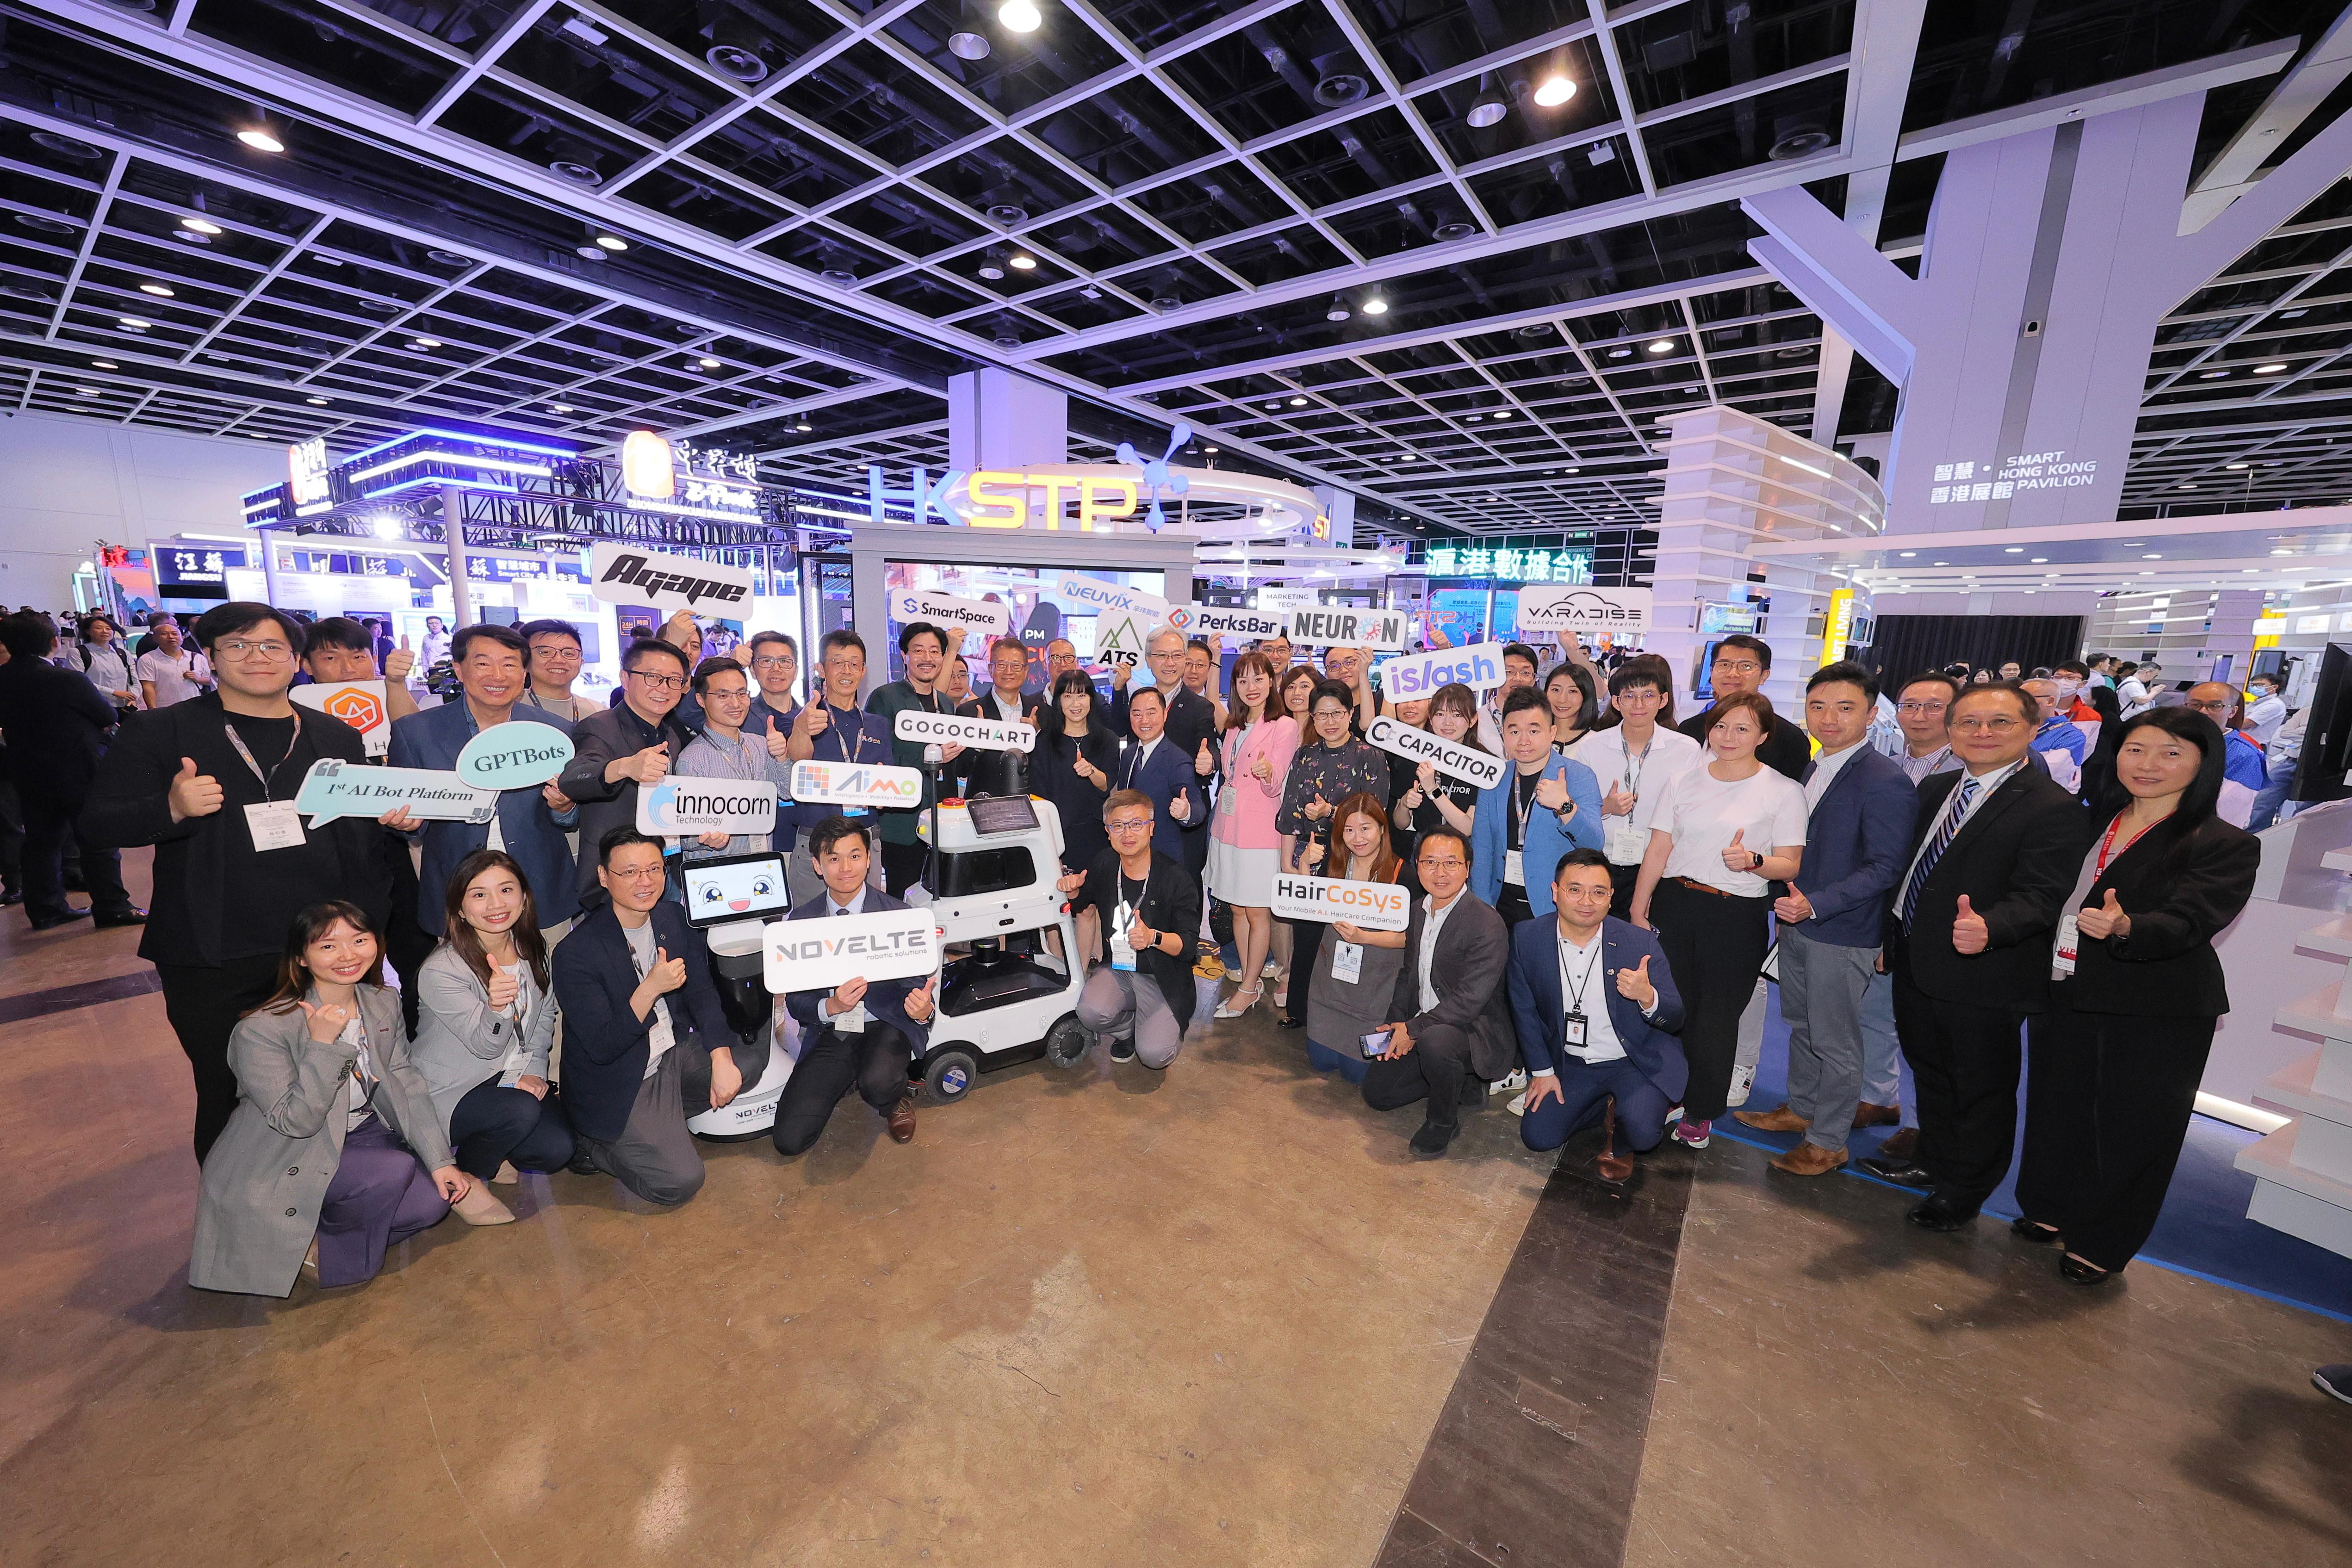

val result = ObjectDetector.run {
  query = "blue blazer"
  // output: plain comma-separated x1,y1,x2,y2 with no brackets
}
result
780,886,931,1054
1112,737,1208,863
1790,745,1919,948
1506,914,1688,1101
387,700,578,933
551,900,730,1142
1471,754,1605,915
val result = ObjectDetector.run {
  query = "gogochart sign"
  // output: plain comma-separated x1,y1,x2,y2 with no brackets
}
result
1166,603,1285,639
1269,873,1412,931
763,904,939,992
1288,606,1410,651
1376,642,1508,700
590,542,756,614
1364,715,1505,790
1515,585,1651,633
454,726,574,791
295,759,495,826
636,779,780,836
893,708,1036,753
791,758,924,809
891,587,1013,637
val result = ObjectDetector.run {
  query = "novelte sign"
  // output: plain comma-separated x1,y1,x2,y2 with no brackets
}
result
1269,873,1412,931
763,904,940,992
589,542,757,614
1363,714,1505,789
1515,586,1651,632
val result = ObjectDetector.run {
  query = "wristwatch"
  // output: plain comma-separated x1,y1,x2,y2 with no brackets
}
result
1749,850,1765,871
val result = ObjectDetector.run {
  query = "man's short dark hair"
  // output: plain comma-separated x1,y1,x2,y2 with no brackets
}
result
1806,660,1877,702
748,629,798,657
2250,669,2281,688
1187,637,1213,656
1127,682,1166,711
517,618,581,650
2053,660,2090,679
1553,846,1612,881
808,814,872,861
0,612,56,660
623,637,690,676
899,621,945,656
1951,680,2036,723
988,636,1026,664
1607,658,1669,698
1416,823,1471,867
820,628,865,662
598,825,661,865
450,623,527,664
2114,660,2139,676
1503,642,1540,670
691,655,749,695
1715,633,1772,669
1499,685,1550,722
1899,671,1961,703
193,601,301,657
303,616,374,656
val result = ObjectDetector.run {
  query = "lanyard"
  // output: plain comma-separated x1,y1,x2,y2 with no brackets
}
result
821,704,875,765
2095,813,2154,877
1510,767,1541,848
697,730,760,780
223,709,303,801
1558,933,1603,1015
1621,733,1652,795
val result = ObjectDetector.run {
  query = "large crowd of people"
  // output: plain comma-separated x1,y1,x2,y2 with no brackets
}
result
0,594,2280,1302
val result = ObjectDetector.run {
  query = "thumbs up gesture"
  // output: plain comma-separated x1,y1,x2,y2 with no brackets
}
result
384,637,415,682
764,713,791,760
630,744,670,784
1952,892,1990,954
1719,827,1753,874
2076,886,2129,941
1170,786,1191,822
1615,954,1657,1008
650,945,688,994
168,755,223,823
1194,738,1214,776
485,966,520,1013
1774,882,1813,923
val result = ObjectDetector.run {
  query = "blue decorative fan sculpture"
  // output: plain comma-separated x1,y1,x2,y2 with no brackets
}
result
1115,422,1192,531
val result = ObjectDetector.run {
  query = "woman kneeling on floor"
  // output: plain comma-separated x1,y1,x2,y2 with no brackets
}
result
1303,792,1414,1084
191,902,466,1296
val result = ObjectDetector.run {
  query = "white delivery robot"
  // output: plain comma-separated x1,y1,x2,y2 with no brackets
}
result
912,793,1092,1101
681,849,798,1140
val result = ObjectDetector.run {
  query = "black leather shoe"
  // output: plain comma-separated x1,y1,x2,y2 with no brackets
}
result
1906,1194,1978,1233
1458,1075,1487,1108
1408,1119,1459,1160
566,1145,603,1177
2059,1254,2112,1286
1109,1036,1136,1063
2011,1217,2062,1246
1859,1155,1932,1187
93,907,147,928
27,908,91,932
0,886,21,907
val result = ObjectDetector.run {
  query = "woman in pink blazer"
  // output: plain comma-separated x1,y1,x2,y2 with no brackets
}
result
1206,651,1300,1018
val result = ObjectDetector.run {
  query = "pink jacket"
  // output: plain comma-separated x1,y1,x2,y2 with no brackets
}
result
1212,716,1301,851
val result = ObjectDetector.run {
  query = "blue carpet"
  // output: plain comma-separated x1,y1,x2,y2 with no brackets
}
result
1725,987,2352,1324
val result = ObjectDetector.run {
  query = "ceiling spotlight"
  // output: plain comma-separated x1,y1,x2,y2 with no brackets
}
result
978,261,1006,280
2004,545,2023,552
594,234,628,251
174,229,212,245
1647,338,1674,353
985,203,1028,226
91,359,117,369
1000,0,1043,33
1008,253,1037,270
1768,124,1832,161
705,43,770,83
236,125,285,154
821,267,858,285
794,420,813,432
1533,74,1576,108
1466,74,1509,129
118,316,150,330
139,283,175,297
575,244,607,260
1327,296,1352,322
1361,296,1389,316
410,336,440,348
698,356,722,369
549,159,602,186
552,403,574,414
1289,396,1308,406
181,215,223,235
1491,410,1511,420
1608,346,1632,359
306,397,329,405
1465,413,1483,422
2255,362,2288,373
950,31,992,60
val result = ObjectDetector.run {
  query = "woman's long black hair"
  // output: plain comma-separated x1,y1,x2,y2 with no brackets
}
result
1033,669,1100,748
2096,707,2227,832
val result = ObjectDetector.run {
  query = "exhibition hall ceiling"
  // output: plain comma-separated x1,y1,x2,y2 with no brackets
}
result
2,0,2351,538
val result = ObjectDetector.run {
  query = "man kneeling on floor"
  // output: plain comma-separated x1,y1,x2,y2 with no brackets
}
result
1364,824,1517,1159
554,827,752,1205
1059,788,1200,1068
1508,849,1686,1173
776,816,931,1152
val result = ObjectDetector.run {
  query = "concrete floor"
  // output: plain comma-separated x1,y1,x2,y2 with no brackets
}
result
4,849,2349,1566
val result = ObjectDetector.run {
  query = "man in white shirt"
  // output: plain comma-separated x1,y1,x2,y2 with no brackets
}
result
420,614,452,669
2246,672,2288,746
135,618,212,709
2116,661,2158,718
1569,661,1702,917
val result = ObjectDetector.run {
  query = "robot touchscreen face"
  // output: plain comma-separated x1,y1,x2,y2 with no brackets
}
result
687,858,789,920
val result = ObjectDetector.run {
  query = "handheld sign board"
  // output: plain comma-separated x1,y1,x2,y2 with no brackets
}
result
1288,606,1410,652
791,758,925,809
1374,643,1509,701
1054,574,1169,623
636,778,780,836
1270,873,1413,931
289,680,389,757
295,758,496,826
1165,603,1285,638
454,726,574,790
893,707,1036,752
1365,715,1506,790
590,542,757,616
890,587,1012,638
763,904,940,993
1516,585,1651,634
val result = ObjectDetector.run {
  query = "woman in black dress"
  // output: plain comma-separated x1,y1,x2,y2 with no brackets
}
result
1033,669,1122,964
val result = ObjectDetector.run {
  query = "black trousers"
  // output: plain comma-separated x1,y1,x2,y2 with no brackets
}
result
0,777,23,892
385,854,435,1037
1361,1022,1483,1131
1607,861,1640,921
449,1076,577,1180
1496,883,1535,928
1892,972,2026,1213
1650,878,1771,1121
158,953,283,1162
773,1020,912,1156
2017,1001,2216,1270
20,791,130,923
1283,917,1325,1023
881,839,928,897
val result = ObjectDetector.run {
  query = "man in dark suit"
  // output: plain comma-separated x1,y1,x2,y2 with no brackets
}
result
959,635,1039,799
1678,633,1809,781
1365,824,1516,1159
557,638,694,907
552,827,746,1206
0,612,141,931
1111,685,1207,864
1736,662,1920,1174
1508,850,1686,1175
776,815,932,1153
1111,626,1218,882
1864,681,2086,1231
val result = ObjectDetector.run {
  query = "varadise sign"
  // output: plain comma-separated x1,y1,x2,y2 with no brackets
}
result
763,904,939,992
589,542,757,614
891,587,1012,637
791,758,924,808
1365,715,1505,790
1515,585,1650,633
1376,642,1508,701
1269,873,1412,931
636,779,780,835
1166,603,1285,639
1288,606,1410,652
893,708,1036,752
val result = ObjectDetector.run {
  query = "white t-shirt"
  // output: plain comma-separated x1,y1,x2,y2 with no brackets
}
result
621,918,674,1076
1650,764,1809,896
136,648,210,707
1569,725,1704,866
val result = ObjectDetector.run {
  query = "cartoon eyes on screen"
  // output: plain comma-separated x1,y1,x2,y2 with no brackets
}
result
698,871,779,913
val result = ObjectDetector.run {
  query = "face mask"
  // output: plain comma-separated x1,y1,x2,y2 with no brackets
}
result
2053,680,2080,705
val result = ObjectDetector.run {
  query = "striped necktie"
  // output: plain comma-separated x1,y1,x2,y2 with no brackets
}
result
1897,776,1980,929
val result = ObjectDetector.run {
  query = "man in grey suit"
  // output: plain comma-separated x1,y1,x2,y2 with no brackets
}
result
557,638,694,907
1364,824,1517,1159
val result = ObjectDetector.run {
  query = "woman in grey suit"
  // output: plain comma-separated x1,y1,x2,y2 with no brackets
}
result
410,850,573,1227
190,903,465,1296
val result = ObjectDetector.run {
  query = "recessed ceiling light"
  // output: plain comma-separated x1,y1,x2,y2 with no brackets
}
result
138,283,174,297
410,336,440,348
698,356,722,369
2225,462,2249,469
950,30,991,59
236,127,285,154
2031,556,2047,562
1000,0,1042,32
306,397,329,405
1608,347,1632,359
2198,370,2229,379
1289,396,1308,406
118,316,150,330
1647,339,1674,353
1534,74,1576,108
91,359,116,369
2143,553,2163,558
2271,547,2293,556
2255,362,2288,373
594,234,628,252
1899,551,1916,557
978,263,1005,280
180,215,222,235
552,403,574,414
1008,253,1037,271
1362,296,1389,316
2004,545,2023,552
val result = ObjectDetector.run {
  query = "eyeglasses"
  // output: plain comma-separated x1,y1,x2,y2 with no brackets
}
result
1896,700,1947,715
608,864,665,881
1950,715,2022,733
1712,659,1762,676
751,655,794,672
1107,817,1154,833
2186,699,2237,716
1417,856,1466,871
216,638,292,661
628,669,687,690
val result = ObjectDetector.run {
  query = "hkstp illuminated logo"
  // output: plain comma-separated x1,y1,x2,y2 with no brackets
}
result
321,687,384,733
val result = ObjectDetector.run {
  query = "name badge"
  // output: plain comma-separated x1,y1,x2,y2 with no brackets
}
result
1504,847,1525,886
836,1003,869,1034
1564,1010,1588,1048
1330,940,1363,984
245,799,307,851
1220,783,1239,817
647,1002,675,1058
2052,911,2080,978
1111,902,1138,971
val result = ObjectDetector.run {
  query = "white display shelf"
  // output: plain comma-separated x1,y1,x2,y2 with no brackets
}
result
2291,914,2352,960
2255,1051,2352,1176
2244,912,2352,1260
2238,1122,2352,1257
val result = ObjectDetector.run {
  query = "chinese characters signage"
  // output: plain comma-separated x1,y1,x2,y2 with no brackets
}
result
1929,450,2098,505
1420,545,1594,583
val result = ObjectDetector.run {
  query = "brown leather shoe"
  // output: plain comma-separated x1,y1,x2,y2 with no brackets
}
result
1852,1101,1901,1129
887,1096,917,1144
1733,1103,1810,1134
1878,1126,1919,1163
1770,1142,1849,1177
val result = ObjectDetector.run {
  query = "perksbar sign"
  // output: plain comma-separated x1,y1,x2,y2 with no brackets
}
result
1166,603,1285,638
590,541,757,614
1269,873,1412,931
1288,606,1410,651
763,904,939,992
893,707,1036,752
1364,715,1505,789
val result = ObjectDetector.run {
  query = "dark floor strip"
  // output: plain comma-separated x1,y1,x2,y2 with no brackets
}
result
0,969,162,1025
1373,1140,1695,1568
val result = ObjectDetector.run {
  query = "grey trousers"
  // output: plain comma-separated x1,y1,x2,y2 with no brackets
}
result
1859,968,1918,1128
1076,966,1183,1069
577,1047,705,1207
1780,930,1877,1152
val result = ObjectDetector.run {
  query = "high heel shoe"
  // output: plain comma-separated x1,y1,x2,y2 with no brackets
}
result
1213,983,1262,1020
2059,1253,2112,1286
2010,1217,2062,1246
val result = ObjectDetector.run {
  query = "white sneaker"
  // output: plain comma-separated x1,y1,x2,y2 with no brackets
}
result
1506,1091,1528,1117
1726,1063,1756,1108
1491,1067,1527,1097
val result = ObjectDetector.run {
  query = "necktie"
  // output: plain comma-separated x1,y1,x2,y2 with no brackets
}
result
1897,776,1981,929
1122,748,1139,789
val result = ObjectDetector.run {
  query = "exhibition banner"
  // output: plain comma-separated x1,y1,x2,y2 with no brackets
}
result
589,542,757,615
1364,715,1506,790
295,759,496,826
1256,586,1316,614
1165,603,1285,639
763,904,940,993
890,587,1013,637
1516,585,1651,633
893,707,1036,752
1375,642,1510,701
791,758,925,809
1053,574,1169,623
289,680,390,757
1287,606,1411,651
636,778,780,836
454,725,574,790
1269,873,1412,932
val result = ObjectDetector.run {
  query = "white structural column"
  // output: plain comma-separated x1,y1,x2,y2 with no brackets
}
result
946,367,1068,472
441,483,473,631
1646,405,1886,713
